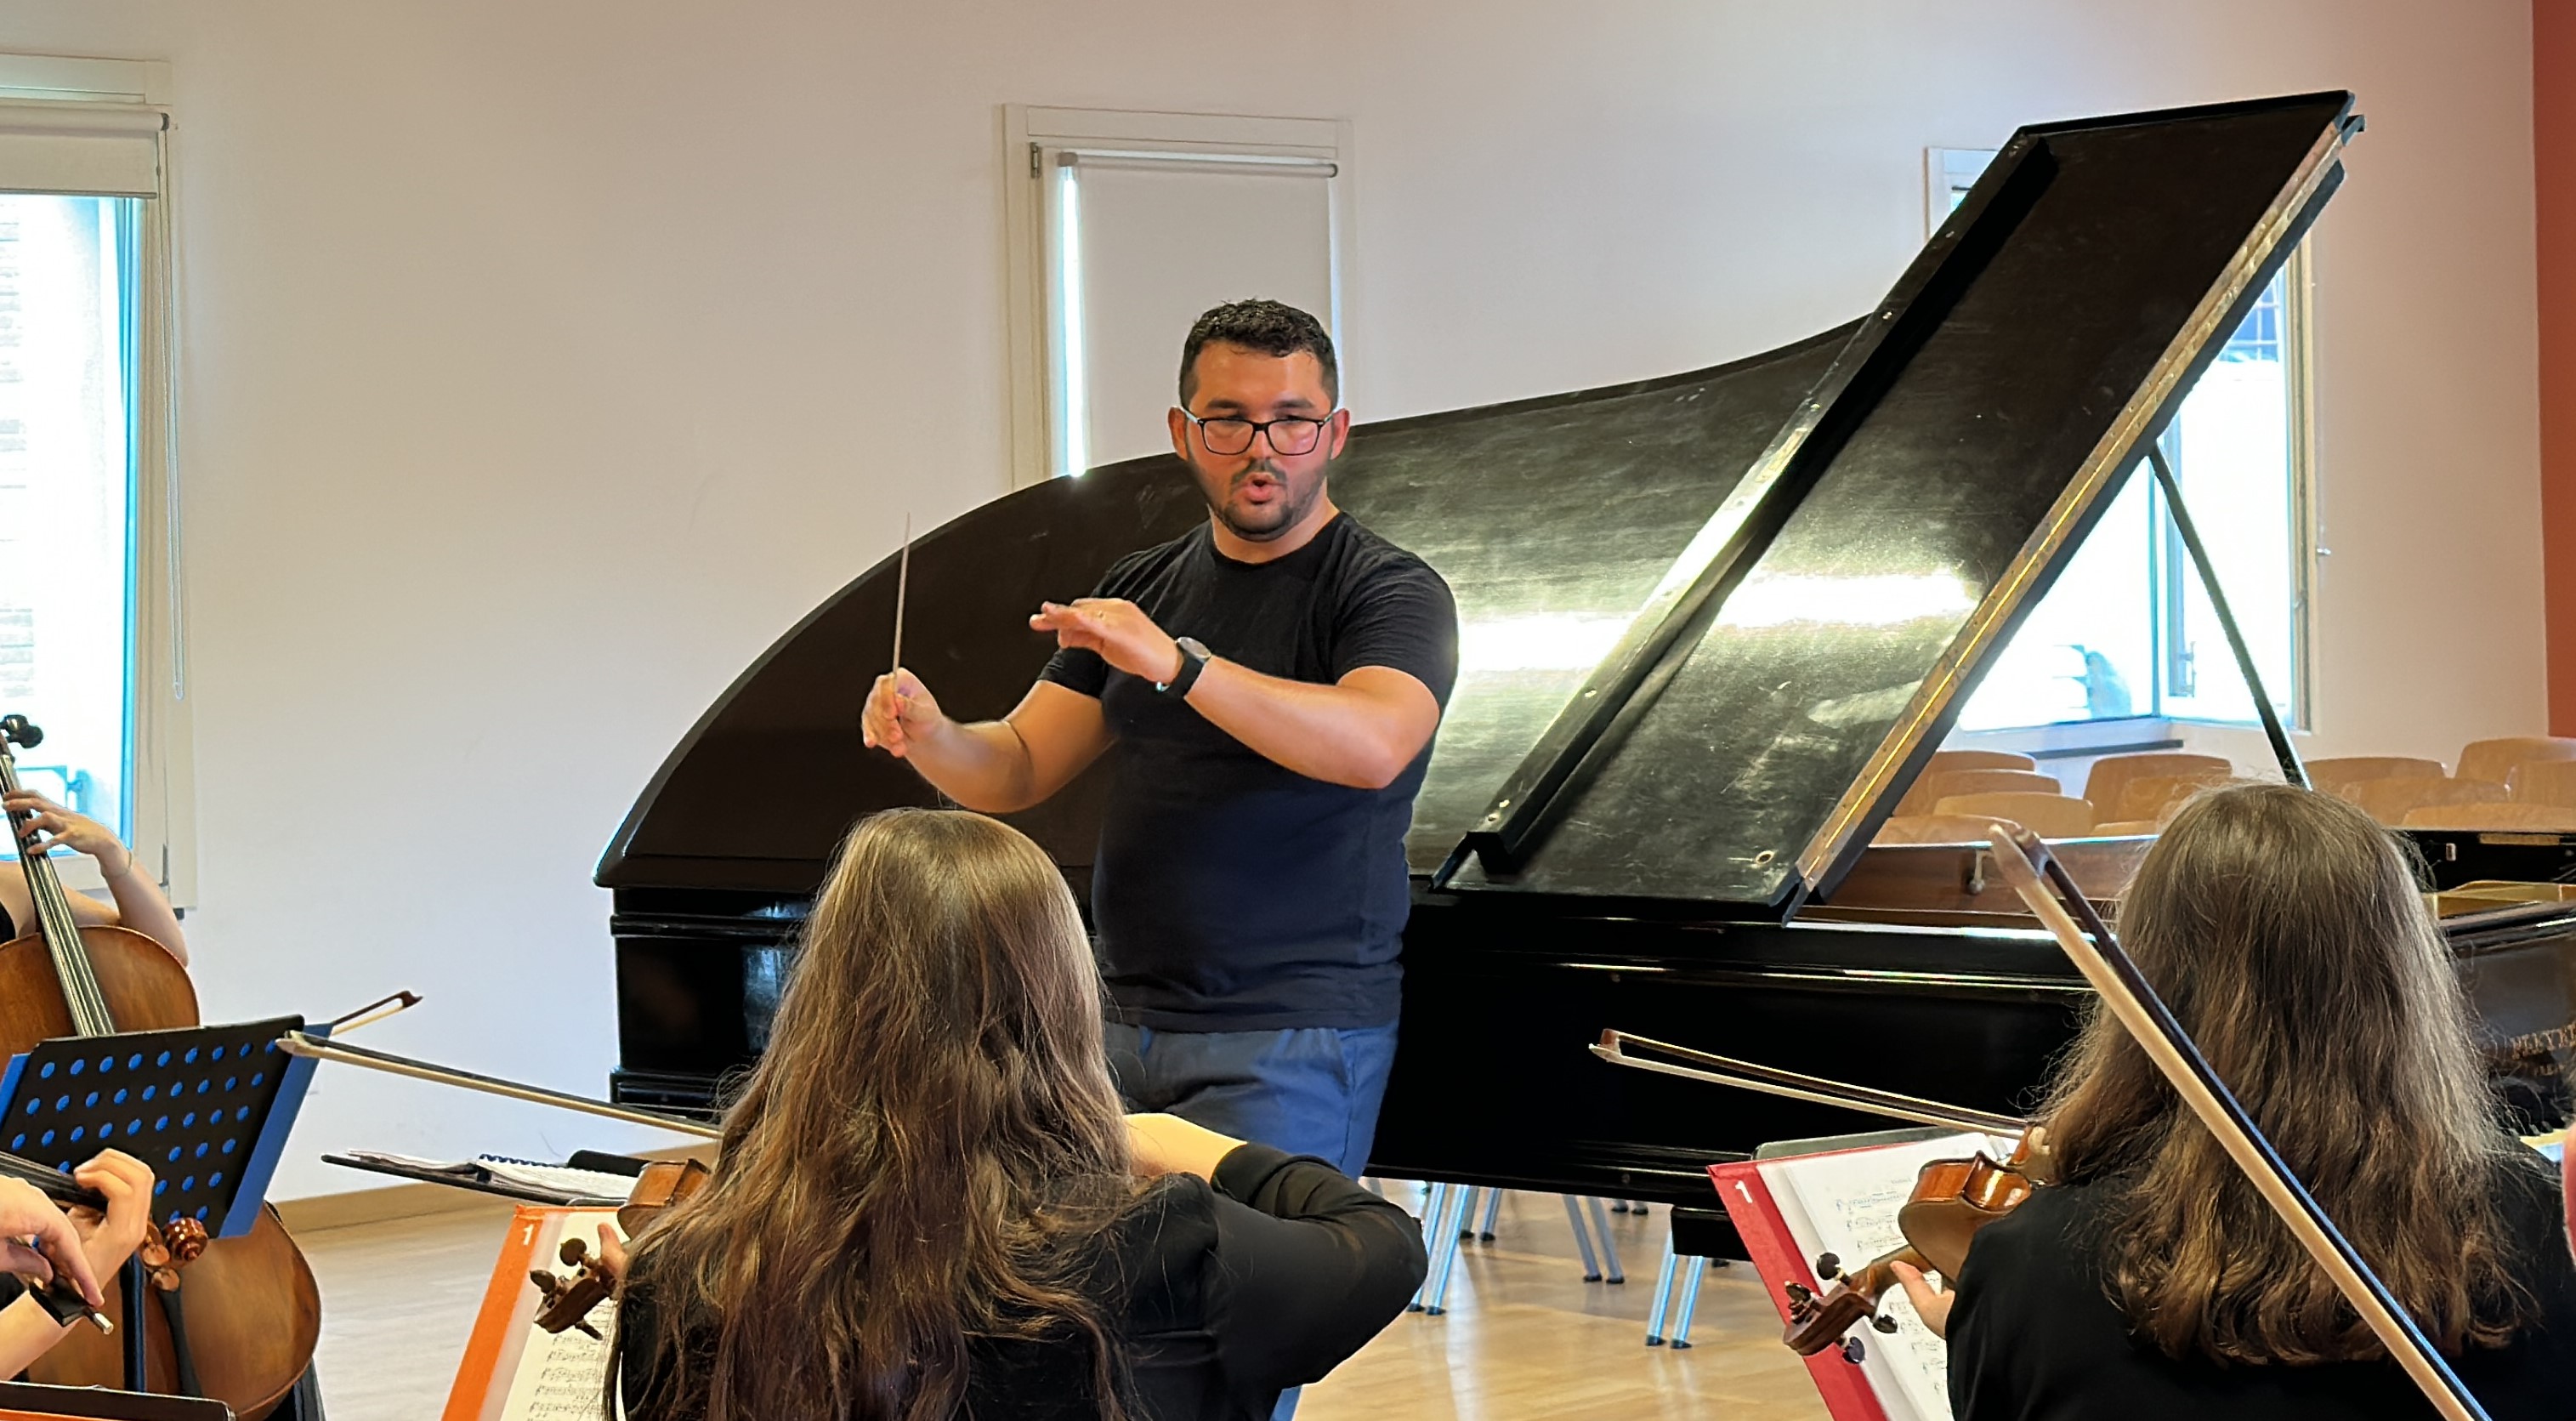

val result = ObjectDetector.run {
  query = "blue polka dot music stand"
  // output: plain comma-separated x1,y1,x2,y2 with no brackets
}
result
0,1015,321,1242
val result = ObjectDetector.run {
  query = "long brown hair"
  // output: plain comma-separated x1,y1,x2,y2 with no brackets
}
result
2040,782,2528,1365
610,809,1143,1421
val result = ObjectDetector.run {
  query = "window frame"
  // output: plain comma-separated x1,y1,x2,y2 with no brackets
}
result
0,54,193,906
1928,145,2318,739
1000,105,1353,487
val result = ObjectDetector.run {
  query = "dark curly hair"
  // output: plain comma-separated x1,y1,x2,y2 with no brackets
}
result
1177,299,1338,407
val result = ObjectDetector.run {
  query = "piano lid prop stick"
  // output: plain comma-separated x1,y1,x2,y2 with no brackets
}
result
1983,825,2490,1421
276,1033,721,1141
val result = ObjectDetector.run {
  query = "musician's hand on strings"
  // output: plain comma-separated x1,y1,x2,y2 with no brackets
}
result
1889,1259,1953,1338
2,792,134,878
66,1151,150,1288
1031,600,1183,685
592,1225,629,1287
0,1179,102,1309
861,669,944,758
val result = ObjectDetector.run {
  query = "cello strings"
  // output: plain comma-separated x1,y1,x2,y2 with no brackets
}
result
0,750,116,1036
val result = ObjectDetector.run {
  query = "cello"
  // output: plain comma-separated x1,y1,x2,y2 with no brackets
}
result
0,715,320,1419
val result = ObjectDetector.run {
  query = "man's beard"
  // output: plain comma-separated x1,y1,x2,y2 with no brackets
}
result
1194,458,1317,541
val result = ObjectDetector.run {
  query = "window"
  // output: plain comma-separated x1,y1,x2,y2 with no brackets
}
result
1004,107,1349,485
0,56,190,901
1926,147,2312,732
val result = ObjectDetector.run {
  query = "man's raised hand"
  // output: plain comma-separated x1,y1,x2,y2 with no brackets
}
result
1030,600,1183,685
861,669,945,758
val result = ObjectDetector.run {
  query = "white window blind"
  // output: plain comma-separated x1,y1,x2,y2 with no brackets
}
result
1004,107,1349,485
0,100,164,198
1052,151,1335,471
0,60,191,905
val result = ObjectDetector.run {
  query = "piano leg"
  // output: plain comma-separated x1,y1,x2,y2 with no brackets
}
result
1421,1187,1478,1315
1583,1197,1626,1283
1670,1254,1708,1350
1645,1240,1680,1346
1406,1183,1448,1311
1564,1195,1603,1282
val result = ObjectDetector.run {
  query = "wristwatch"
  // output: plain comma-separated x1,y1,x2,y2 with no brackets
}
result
1157,637,1211,698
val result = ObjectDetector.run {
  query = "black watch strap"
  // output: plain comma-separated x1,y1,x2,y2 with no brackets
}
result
1158,637,1211,697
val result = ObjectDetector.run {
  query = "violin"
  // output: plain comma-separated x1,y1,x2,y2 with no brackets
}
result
0,716,321,1418
1592,1029,2045,1357
528,1159,712,1339
1780,1129,2045,1356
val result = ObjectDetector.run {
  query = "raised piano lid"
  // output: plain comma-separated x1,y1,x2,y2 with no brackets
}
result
1444,90,2357,916
599,91,2358,924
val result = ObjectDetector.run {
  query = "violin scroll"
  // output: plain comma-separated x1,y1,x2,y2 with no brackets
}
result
529,1157,714,1339
1783,1248,1927,1356
530,1237,614,1341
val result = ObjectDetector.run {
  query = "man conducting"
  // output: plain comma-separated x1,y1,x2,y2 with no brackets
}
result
861,299,1456,1179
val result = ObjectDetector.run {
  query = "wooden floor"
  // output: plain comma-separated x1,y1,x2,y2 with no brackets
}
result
295,1185,1831,1420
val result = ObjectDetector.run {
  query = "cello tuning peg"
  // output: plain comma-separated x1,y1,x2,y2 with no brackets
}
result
1814,1251,1842,1280
1872,1315,1900,1334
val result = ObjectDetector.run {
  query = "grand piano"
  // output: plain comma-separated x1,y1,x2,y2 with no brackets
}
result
595,91,2576,1224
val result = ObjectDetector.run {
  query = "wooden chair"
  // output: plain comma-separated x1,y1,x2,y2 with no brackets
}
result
2399,802,2576,833
1931,792,2096,839
2338,776,2511,827
2454,736,2576,787
1897,758,2051,814
1925,748,2039,774
2088,820,2162,837
1874,813,2028,845
2512,759,2576,810
1916,768,2063,804
2303,755,2445,788
2080,753,2229,824
2111,770,2230,824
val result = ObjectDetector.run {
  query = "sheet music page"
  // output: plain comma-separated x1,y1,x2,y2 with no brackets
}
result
1759,1133,2011,1421
491,1212,628,1421
496,1296,617,1421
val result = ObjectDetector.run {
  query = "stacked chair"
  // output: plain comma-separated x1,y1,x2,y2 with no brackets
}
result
2312,736,2576,831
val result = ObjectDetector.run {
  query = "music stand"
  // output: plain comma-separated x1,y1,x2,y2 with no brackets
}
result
0,1017,321,1241
0,1378,230,1418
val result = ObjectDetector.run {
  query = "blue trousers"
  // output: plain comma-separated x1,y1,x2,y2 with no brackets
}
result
1102,1020,1399,1184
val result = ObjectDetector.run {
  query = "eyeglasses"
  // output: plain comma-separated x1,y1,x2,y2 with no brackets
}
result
1179,410,1338,458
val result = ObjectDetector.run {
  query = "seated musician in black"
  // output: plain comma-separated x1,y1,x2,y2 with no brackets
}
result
1892,783,2576,1420
1,788,188,963
608,809,1427,1421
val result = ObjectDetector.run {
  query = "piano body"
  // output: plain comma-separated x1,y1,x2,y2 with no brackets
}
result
596,91,2576,1217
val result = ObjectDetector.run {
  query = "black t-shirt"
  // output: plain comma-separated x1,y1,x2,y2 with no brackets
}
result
1948,1156,2576,1420
1041,514,1458,1030
617,1144,1429,1421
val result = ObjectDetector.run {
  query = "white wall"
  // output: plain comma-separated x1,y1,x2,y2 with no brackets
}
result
0,0,2538,1196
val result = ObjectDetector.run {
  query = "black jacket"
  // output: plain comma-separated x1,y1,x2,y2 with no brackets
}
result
1949,1155,2576,1420
618,1143,1427,1420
